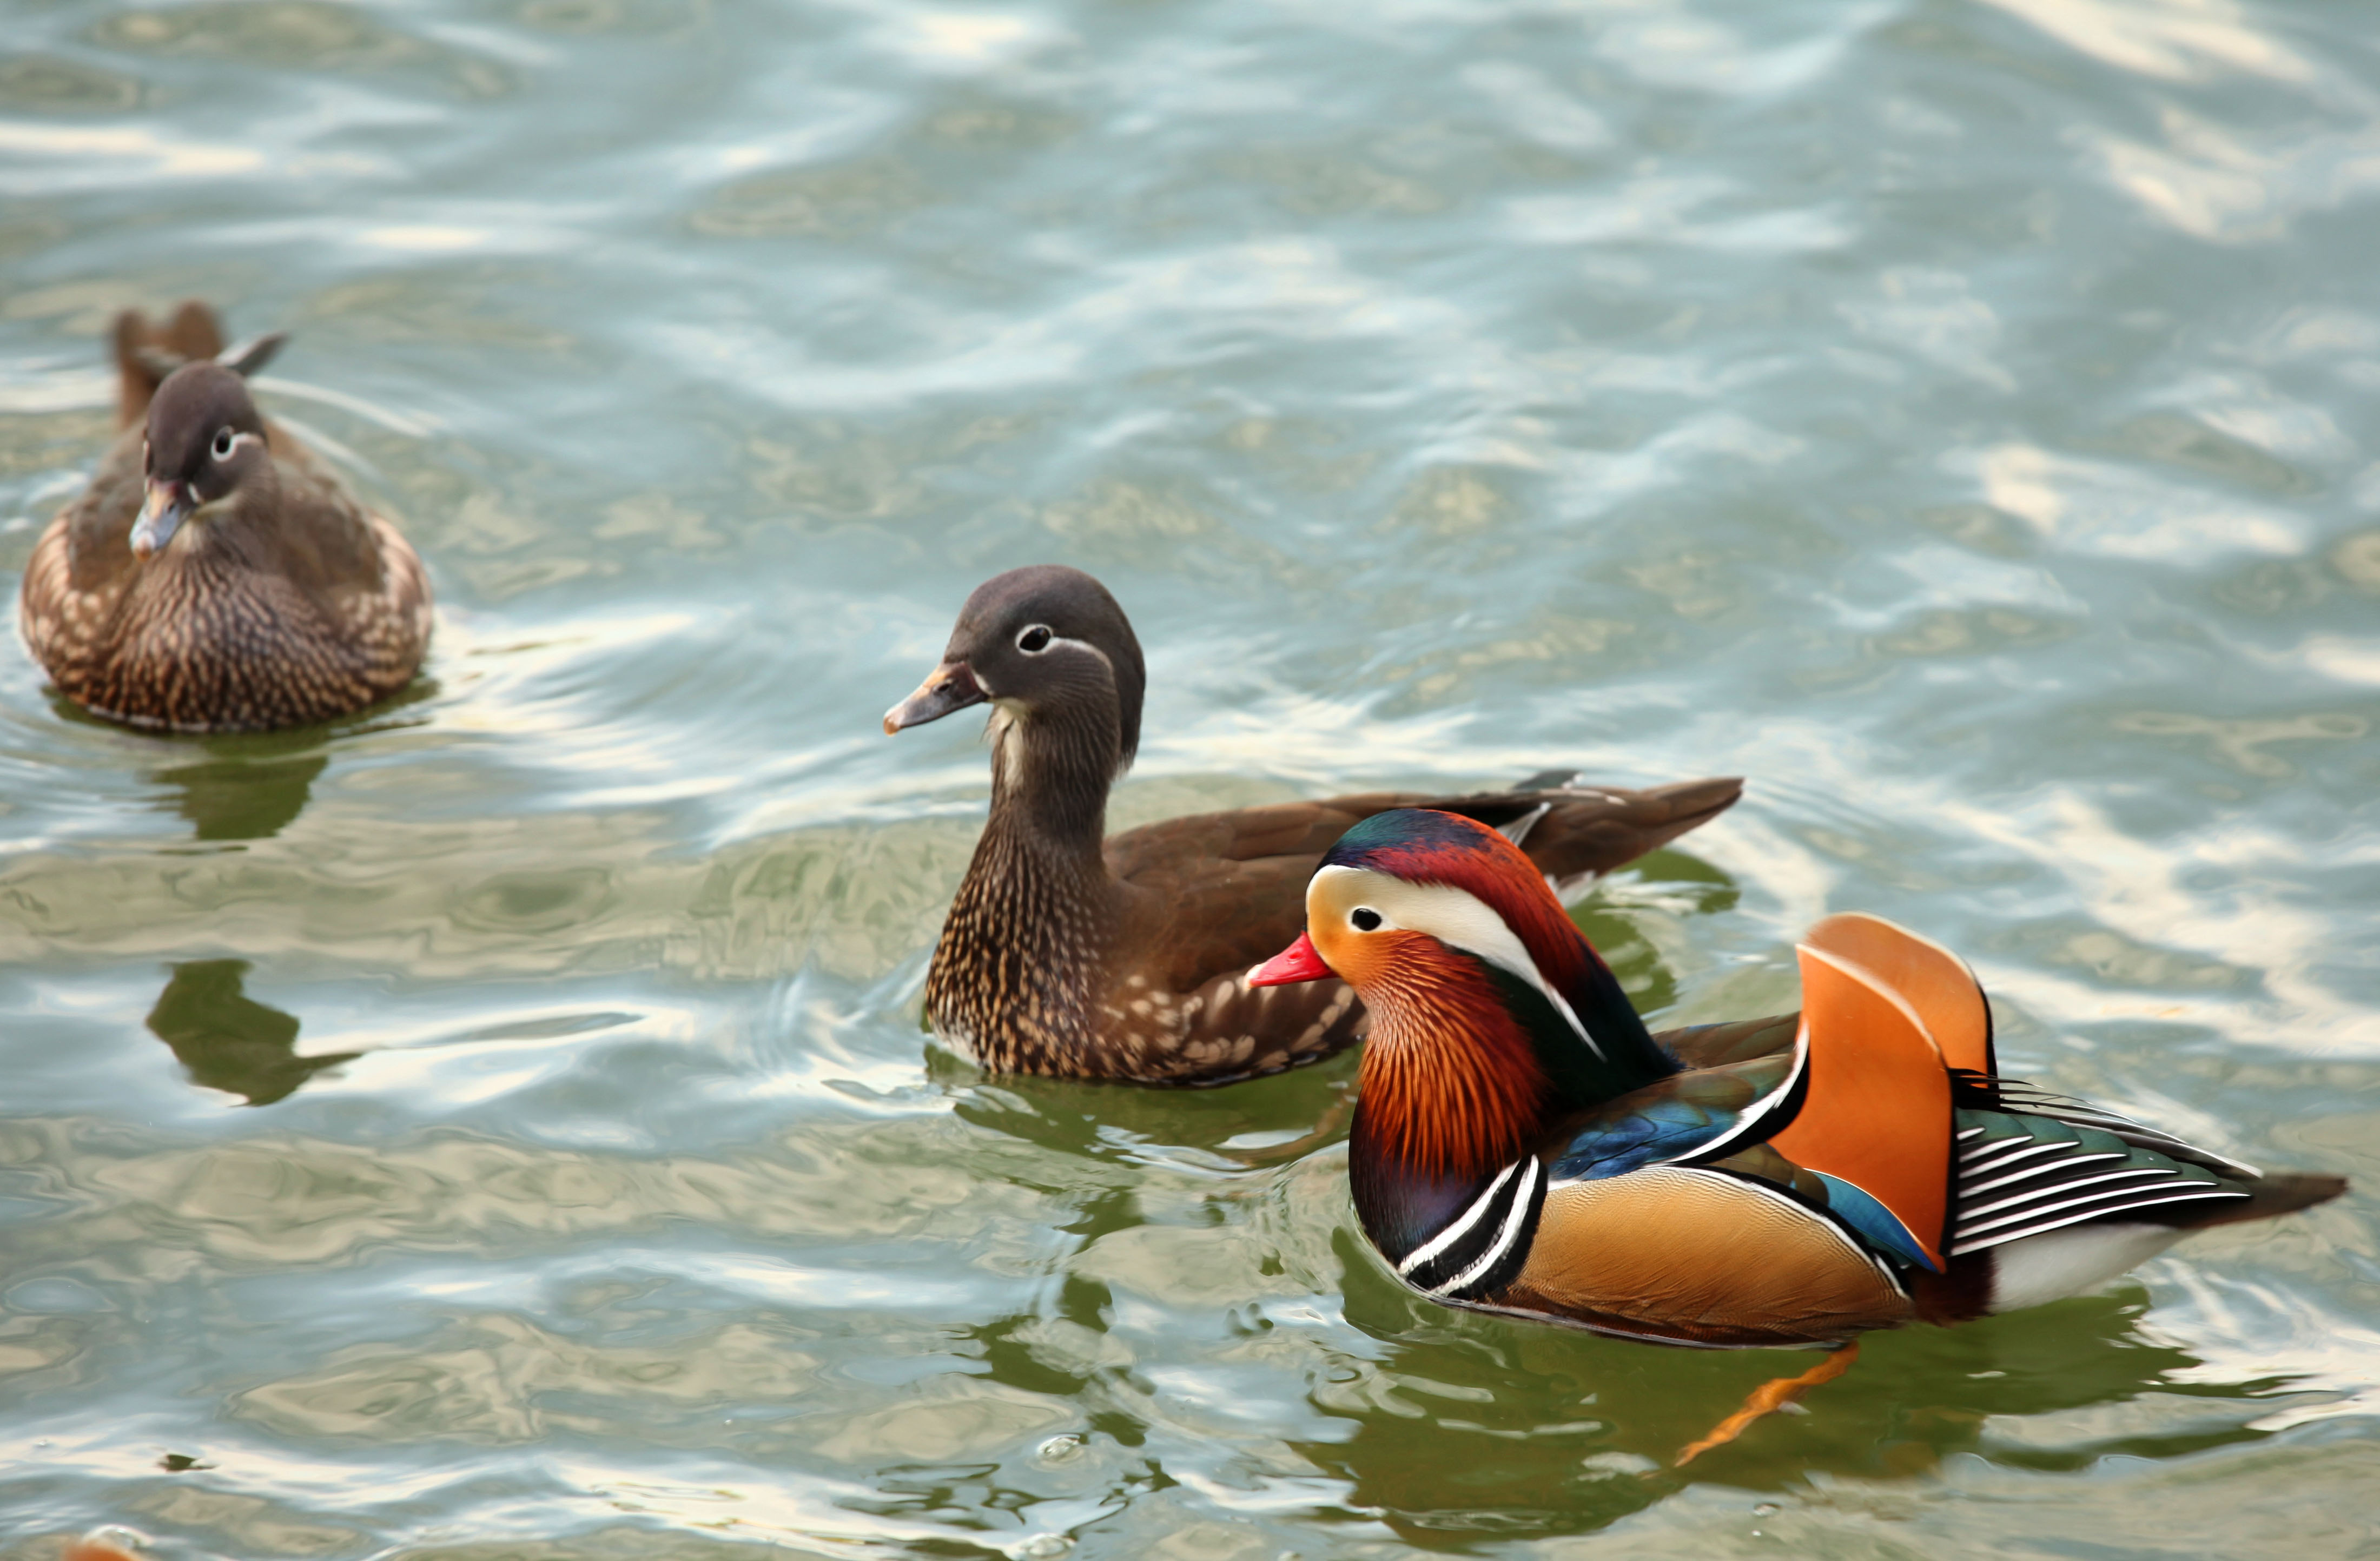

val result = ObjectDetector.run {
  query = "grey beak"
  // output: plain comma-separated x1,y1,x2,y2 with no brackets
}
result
884,661,988,734
131,479,194,560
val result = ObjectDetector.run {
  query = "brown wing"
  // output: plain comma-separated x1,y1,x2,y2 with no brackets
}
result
21,425,146,688
1498,1165,1912,1346
1106,795,1405,970
334,514,434,703
1419,773,1743,896
1654,1012,1799,1070
19,512,90,684
1102,961,1365,1087
1102,802,1374,1082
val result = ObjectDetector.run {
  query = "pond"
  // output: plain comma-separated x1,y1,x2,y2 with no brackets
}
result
1,0,2375,1556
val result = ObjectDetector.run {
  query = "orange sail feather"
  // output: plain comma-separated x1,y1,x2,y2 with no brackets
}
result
1766,944,1951,1270
1802,911,1994,1076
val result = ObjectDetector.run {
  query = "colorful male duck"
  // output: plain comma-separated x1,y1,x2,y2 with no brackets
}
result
884,565,1741,1085
1252,808,2345,1460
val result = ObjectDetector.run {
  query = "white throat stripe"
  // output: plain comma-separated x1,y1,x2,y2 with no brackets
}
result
1434,1157,1542,1298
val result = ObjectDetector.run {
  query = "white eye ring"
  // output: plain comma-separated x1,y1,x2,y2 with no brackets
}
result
1350,907,1383,932
1016,624,1053,653
210,427,236,460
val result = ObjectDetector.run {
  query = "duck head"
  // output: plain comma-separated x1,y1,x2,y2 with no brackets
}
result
884,566,1148,834
1254,808,1674,1175
134,362,270,560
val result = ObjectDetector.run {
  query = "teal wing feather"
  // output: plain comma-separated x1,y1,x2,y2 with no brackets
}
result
1948,1106,2251,1254
1695,1142,1940,1272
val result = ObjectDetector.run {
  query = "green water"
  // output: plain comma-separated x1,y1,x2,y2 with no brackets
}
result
2,0,2376,1554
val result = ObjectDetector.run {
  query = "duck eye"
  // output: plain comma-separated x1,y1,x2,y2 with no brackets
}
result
1016,625,1053,654
210,427,235,460
1350,908,1382,932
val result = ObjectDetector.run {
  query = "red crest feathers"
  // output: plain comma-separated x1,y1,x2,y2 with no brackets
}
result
1332,811,1601,1001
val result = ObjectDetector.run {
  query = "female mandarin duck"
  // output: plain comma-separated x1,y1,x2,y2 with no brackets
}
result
1251,808,2346,1460
20,302,432,732
884,565,1741,1086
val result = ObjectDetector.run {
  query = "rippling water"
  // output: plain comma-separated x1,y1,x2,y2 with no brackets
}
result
3,0,2377,1555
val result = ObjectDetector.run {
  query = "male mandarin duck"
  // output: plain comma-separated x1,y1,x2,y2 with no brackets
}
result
883,565,1741,1085
1251,808,2346,1460
20,302,433,732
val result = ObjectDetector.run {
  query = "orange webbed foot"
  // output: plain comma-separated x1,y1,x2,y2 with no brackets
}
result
1674,1340,1861,1466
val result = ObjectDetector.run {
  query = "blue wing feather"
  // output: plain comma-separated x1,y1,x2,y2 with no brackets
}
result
1810,1172,1936,1269
1549,1054,1800,1183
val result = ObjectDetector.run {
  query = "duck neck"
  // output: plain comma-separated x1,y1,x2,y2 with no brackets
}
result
986,702,1116,857
925,703,1123,1071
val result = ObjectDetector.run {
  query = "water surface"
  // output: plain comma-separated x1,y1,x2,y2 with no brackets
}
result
2,0,2377,1555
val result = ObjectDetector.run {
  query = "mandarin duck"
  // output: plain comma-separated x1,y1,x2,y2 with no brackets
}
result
1251,808,2346,1460
20,302,433,732
883,565,1741,1086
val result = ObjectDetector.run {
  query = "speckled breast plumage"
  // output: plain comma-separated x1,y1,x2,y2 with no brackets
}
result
21,429,432,735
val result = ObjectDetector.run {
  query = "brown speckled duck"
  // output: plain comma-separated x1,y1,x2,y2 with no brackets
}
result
19,302,432,732
884,565,1742,1086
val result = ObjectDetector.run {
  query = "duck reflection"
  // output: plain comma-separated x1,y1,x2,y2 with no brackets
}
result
1300,1246,2262,1546
147,960,356,1104
943,1046,1360,1171
153,741,328,842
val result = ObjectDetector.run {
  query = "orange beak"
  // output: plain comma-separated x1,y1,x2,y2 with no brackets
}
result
1250,930,1332,987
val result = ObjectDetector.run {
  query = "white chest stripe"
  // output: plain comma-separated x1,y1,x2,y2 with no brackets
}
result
1433,1156,1542,1298
1397,1158,1518,1277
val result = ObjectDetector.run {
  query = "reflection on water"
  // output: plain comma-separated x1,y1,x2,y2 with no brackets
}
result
1571,849,1740,1018
154,746,327,842
946,1038,1364,1172
145,960,355,1104
1306,1266,2270,1545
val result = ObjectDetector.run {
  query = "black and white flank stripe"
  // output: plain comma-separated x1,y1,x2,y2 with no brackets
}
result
1987,1081,2262,1179
1398,1157,1547,1301
1946,1096,2252,1256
